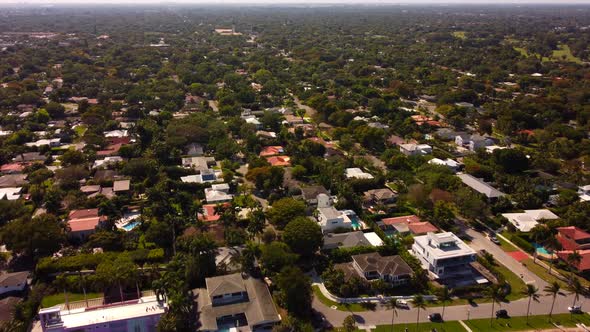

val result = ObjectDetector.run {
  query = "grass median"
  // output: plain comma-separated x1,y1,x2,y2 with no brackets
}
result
464,313,590,331
312,285,375,312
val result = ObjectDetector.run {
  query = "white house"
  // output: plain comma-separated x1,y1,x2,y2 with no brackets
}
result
316,193,352,233
428,158,460,172
412,232,476,278
399,143,432,156
502,209,560,232
205,184,233,203
579,185,590,201
345,168,374,180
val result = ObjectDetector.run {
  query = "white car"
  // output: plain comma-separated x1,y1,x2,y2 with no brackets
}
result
569,305,582,313
396,299,409,308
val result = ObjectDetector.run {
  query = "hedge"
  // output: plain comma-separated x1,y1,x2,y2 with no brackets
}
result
509,234,534,253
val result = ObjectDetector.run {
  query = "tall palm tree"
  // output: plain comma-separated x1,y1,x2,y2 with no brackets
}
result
437,286,453,321
485,284,504,327
385,298,401,332
567,251,582,272
567,276,585,310
544,236,562,275
413,294,426,332
530,225,549,263
544,281,561,319
520,284,539,324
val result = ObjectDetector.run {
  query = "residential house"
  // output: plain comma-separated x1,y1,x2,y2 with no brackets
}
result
379,215,439,236
266,156,291,167
113,180,131,194
194,273,281,331
38,295,166,332
198,203,231,222
259,146,284,157
322,231,383,250
412,232,476,279
345,168,374,180
13,152,45,163
92,156,123,169
578,185,590,201
456,173,505,200
181,169,220,184
300,185,329,205
501,209,559,232
186,143,205,157
67,209,106,240
284,114,304,126
0,174,27,188
556,250,590,272
0,271,29,296
428,158,461,172
205,184,233,203
0,163,25,174
316,194,353,233
363,188,397,207
399,143,432,156
0,187,22,200
556,226,590,251
455,134,493,152
182,156,216,172
256,130,277,139
335,253,413,286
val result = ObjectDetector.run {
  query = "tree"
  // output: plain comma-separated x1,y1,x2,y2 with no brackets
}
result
521,284,539,324
567,276,585,311
486,284,504,326
385,298,401,332
96,253,139,302
567,251,582,271
260,242,298,274
412,294,426,331
266,198,306,229
246,208,265,241
282,217,323,257
342,315,357,332
492,149,529,174
277,266,312,318
437,286,453,321
0,214,66,262
544,281,561,318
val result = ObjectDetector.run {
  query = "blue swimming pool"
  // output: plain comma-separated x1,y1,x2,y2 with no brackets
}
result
122,221,139,231
343,210,362,229
533,243,551,255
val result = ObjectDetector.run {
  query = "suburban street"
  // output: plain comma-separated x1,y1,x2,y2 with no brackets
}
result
313,224,585,328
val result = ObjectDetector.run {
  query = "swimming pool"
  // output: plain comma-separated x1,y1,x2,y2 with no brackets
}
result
343,210,362,229
122,221,140,231
533,243,551,255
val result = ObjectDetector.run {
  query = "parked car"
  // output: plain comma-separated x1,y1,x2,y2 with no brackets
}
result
488,233,500,244
568,305,582,313
428,313,442,322
496,309,508,318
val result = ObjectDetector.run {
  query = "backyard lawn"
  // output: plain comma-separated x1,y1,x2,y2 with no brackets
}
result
465,313,590,331
41,292,103,308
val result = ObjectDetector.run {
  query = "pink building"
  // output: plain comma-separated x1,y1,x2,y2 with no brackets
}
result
38,295,166,332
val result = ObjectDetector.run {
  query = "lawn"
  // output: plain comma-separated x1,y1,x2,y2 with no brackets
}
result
312,285,374,312
372,320,466,332
73,124,87,137
497,236,518,252
41,292,103,308
552,44,582,64
521,258,567,288
465,313,590,331
495,263,527,302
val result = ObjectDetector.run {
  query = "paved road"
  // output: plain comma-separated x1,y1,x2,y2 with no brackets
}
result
314,224,580,327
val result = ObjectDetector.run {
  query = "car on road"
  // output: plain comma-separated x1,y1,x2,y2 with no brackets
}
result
396,299,409,308
428,313,442,322
487,233,501,244
496,309,508,318
569,305,583,313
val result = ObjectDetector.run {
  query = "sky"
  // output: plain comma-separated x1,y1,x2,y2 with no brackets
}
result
2,0,590,4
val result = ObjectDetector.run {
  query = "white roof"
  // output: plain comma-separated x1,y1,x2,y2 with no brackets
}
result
456,173,505,198
345,168,374,179
364,232,384,247
414,232,475,259
428,158,459,168
0,187,21,200
524,209,559,221
502,209,559,232
104,129,128,138
39,295,166,329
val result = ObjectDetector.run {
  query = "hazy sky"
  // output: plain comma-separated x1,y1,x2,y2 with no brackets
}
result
3,0,590,4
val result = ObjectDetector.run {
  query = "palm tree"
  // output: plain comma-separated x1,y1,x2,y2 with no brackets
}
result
544,236,562,275
520,284,539,324
412,294,426,332
567,251,582,272
437,286,453,321
485,284,504,327
544,281,561,319
567,276,585,310
530,225,549,263
385,298,401,332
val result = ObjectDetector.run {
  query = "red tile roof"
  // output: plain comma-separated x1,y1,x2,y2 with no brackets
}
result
557,250,590,271
97,143,123,156
68,208,99,220
68,217,101,232
557,226,590,251
381,215,438,235
0,163,24,173
266,156,291,167
198,203,230,222
259,146,284,157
